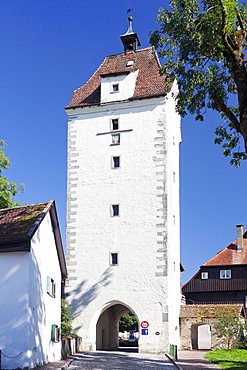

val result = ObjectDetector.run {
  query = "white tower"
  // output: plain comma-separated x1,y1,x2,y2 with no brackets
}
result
65,18,181,353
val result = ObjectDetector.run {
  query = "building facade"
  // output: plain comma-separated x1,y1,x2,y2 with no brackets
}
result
0,201,67,369
182,225,247,305
65,19,181,353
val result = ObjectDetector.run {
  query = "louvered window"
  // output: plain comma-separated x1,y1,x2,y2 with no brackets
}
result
51,324,60,342
47,276,56,298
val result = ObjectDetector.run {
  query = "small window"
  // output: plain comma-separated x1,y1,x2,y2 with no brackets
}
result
111,119,119,131
111,204,119,216
111,253,118,265
112,83,119,92
47,276,56,298
220,270,231,279
51,324,60,342
112,134,120,145
112,156,120,168
201,272,208,279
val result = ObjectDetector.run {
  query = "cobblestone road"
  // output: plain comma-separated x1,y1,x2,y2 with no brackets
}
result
68,351,176,370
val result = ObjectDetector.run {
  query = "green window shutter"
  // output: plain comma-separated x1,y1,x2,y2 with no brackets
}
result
51,324,56,341
47,276,51,294
54,282,56,298
58,327,60,342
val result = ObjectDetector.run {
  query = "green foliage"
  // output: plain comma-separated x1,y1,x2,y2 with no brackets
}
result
150,0,247,166
119,312,138,332
61,299,76,339
204,349,247,369
214,314,247,349
0,140,25,209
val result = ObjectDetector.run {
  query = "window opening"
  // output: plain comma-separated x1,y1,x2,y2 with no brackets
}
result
112,156,120,168
201,272,208,279
112,134,120,145
111,253,118,265
112,119,119,131
112,204,119,216
112,84,119,92
220,270,231,279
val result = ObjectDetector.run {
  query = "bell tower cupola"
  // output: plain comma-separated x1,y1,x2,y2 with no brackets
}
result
120,16,141,53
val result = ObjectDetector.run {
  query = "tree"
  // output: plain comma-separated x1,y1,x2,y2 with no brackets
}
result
214,314,247,348
61,299,75,339
119,312,138,332
0,140,24,208
150,0,247,166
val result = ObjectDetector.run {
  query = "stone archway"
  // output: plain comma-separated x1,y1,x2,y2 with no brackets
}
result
96,303,139,351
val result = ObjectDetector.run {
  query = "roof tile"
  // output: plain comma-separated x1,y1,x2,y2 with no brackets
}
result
0,202,50,244
66,47,171,108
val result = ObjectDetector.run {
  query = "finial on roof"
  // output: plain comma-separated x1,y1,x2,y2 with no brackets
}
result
120,16,141,53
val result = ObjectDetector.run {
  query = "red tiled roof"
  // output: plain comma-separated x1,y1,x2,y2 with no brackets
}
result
203,239,247,266
180,304,243,318
66,47,172,108
0,201,51,244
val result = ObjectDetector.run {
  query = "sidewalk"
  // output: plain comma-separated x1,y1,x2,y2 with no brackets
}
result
176,350,220,370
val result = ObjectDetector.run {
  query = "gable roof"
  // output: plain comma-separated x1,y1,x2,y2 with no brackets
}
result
180,304,244,318
0,200,67,279
203,237,247,267
66,47,172,109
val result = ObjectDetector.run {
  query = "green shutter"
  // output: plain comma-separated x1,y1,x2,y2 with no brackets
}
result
54,282,56,298
51,324,56,341
47,276,51,294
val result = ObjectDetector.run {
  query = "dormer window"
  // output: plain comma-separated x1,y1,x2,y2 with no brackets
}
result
111,83,119,93
201,272,208,279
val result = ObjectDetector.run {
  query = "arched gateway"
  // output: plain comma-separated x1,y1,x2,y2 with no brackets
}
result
65,18,181,353
96,301,138,350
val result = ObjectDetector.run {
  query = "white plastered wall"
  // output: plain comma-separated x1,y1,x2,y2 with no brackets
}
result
0,212,62,369
66,86,181,353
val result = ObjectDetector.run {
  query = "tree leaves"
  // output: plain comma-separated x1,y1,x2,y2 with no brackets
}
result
150,0,247,165
0,140,25,209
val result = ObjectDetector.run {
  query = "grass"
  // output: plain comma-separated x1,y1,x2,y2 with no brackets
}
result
204,349,247,369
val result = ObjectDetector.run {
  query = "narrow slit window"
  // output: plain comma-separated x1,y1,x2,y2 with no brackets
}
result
111,204,119,216
112,156,120,168
112,119,119,131
111,253,118,265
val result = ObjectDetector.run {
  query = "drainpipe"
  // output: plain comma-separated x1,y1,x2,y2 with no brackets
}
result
236,224,244,252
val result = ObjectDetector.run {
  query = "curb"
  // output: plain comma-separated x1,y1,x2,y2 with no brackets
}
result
165,353,184,370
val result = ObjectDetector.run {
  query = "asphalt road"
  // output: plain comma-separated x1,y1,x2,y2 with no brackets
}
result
67,351,176,370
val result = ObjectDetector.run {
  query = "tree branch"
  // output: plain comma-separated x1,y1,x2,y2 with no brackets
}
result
211,93,240,132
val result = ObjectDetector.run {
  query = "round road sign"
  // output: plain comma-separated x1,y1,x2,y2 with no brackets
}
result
141,321,149,329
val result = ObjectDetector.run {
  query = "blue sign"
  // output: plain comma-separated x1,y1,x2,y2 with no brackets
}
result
142,329,148,335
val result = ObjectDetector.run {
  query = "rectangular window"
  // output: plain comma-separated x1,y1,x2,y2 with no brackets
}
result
51,324,60,342
112,133,120,145
201,272,208,279
47,276,56,298
111,204,119,216
112,156,120,168
111,119,119,131
220,270,231,279
111,83,119,92
111,253,118,265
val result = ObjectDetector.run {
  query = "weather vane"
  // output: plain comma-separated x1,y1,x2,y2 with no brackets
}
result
126,8,134,13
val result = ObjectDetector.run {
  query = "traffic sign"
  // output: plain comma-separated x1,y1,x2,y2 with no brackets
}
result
141,329,148,335
141,321,149,328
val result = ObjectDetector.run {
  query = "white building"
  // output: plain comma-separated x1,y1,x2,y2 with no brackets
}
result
65,18,181,353
0,200,67,369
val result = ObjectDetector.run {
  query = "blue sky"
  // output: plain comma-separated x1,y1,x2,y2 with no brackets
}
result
1,0,247,283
